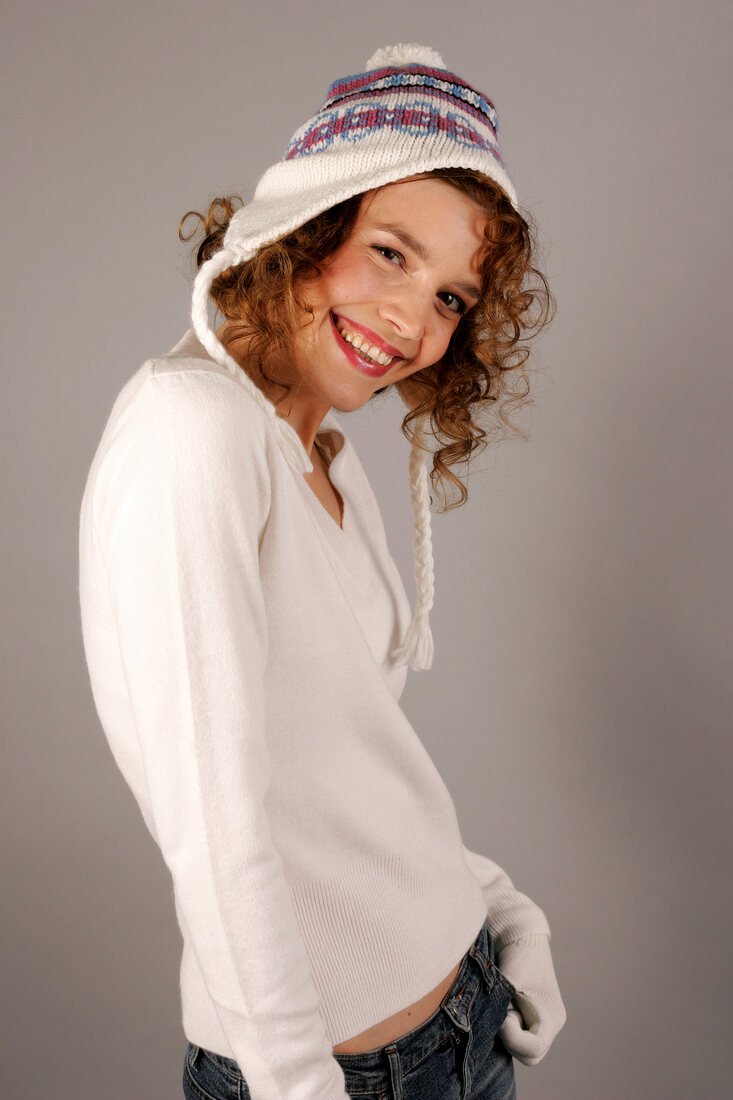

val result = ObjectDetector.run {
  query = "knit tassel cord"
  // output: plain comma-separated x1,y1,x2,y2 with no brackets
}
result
391,434,435,671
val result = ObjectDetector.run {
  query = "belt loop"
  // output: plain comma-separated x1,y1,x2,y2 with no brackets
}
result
471,940,496,992
385,1045,403,1100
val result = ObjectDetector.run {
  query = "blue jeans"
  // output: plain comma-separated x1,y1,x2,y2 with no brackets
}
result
182,917,517,1099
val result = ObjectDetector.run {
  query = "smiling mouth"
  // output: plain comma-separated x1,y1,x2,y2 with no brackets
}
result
331,314,401,369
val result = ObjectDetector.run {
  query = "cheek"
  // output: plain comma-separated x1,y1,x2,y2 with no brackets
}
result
422,324,458,367
319,251,387,305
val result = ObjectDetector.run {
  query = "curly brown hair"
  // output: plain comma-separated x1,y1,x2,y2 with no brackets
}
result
179,169,554,511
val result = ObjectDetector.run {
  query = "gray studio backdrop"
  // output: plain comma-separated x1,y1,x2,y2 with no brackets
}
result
3,1,731,1097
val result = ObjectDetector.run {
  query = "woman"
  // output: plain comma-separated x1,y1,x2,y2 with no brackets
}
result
79,44,566,1100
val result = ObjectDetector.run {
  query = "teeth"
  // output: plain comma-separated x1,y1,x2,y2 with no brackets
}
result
337,322,394,367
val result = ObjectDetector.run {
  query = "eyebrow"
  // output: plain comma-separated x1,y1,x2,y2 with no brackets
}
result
373,222,482,301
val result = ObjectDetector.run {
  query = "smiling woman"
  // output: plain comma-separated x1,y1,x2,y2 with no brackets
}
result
263,178,490,404
183,166,551,516
79,42,566,1100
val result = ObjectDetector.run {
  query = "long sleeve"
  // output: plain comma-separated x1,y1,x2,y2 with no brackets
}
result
462,844,551,951
91,367,349,1100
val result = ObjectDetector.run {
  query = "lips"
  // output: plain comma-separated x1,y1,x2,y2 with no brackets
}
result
334,313,404,360
329,313,404,377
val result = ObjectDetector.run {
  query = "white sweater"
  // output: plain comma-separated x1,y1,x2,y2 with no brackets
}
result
78,329,551,1100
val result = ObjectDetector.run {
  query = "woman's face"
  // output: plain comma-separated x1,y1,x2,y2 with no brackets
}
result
286,177,488,413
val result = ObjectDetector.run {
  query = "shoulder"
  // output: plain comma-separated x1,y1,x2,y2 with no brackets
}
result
100,331,272,465
84,332,274,538
151,334,270,444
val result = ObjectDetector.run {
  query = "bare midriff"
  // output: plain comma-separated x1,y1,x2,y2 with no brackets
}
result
332,958,463,1054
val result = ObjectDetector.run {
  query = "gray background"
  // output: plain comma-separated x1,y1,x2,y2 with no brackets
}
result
2,1,731,1097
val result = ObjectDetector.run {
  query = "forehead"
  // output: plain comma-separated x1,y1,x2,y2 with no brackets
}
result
360,176,484,221
355,177,488,274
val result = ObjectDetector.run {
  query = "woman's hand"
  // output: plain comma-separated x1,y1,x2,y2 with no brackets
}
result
496,933,567,1066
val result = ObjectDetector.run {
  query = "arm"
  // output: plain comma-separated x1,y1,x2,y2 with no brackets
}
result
99,368,349,1100
462,843,566,1065
461,843,551,949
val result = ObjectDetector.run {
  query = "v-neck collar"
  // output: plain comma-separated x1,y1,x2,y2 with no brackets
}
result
310,426,348,532
170,328,365,565
294,423,374,598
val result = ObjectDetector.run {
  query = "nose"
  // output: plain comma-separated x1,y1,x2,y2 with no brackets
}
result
378,288,428,343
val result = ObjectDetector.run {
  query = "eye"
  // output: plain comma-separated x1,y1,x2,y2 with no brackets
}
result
372,245,404,265
439,292,467,316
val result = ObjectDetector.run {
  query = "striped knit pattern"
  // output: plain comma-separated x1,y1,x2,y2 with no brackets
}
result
285,64,503,166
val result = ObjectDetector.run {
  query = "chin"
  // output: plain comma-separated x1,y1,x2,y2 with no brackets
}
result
323,373,381,413
331,392,374,413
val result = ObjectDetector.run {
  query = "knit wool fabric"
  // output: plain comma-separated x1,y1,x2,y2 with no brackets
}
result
78,328,553,1100
191,43,519,671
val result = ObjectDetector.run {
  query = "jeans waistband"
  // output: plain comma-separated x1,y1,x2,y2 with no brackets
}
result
333,916,514,1093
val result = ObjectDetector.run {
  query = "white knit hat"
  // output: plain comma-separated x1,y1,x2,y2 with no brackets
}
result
191,43,518,671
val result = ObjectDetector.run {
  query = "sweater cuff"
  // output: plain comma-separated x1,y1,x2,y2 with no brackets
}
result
497,930,551,951
485,887,552,953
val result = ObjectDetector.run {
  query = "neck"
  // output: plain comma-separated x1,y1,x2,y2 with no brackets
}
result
217,326,330,458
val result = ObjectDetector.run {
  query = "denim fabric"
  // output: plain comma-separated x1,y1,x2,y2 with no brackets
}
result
182,917,517,1100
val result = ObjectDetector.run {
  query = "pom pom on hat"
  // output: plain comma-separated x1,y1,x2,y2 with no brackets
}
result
365,43,447,70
